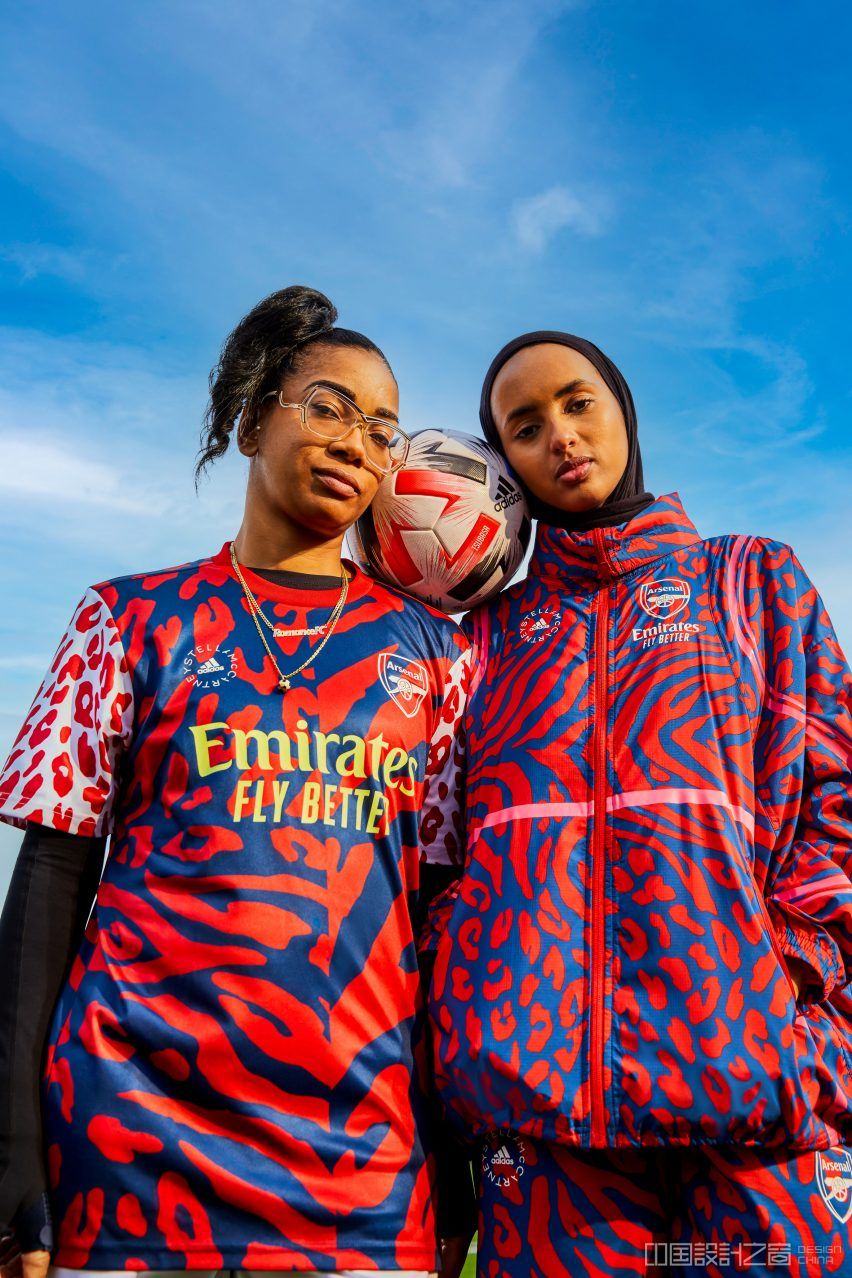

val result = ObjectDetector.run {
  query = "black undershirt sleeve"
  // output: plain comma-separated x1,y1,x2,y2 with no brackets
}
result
416,863,478,1242
0,825,105,1250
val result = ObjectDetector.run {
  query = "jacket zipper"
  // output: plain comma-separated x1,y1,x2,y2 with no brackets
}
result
589,541,611,1146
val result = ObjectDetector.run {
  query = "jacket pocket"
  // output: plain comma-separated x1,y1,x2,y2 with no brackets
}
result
804,1002,852,1078
753,884,799,1002
729,841,799,1003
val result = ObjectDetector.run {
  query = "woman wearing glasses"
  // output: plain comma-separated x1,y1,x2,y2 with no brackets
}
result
427,331,852,1275
0,287,473,1278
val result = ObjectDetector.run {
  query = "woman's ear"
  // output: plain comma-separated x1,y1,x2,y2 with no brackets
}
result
237,408,261,457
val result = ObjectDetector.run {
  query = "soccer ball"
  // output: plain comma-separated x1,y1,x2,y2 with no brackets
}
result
349,429,531,612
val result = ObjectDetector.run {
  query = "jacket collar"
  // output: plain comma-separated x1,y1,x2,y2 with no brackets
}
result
528,492,702,585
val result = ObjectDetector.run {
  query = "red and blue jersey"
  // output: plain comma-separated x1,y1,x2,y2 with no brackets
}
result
0,545,468,1271
427,494,852,1152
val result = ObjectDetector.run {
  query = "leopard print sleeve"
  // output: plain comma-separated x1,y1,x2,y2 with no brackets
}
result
419,644,470,868
0,588,134,836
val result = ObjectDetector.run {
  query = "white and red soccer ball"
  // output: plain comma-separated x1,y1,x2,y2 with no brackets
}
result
349,429,531,612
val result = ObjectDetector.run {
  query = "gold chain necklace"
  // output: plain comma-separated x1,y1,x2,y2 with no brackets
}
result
229,542,349,692
229,544,348,637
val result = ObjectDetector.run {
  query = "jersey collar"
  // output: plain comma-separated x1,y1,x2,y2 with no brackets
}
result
209,543,373,606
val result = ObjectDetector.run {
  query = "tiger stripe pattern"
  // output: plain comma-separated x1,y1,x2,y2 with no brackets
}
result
0,545,469,1271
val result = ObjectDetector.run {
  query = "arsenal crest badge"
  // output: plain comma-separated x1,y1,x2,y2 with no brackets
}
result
816,1147,852,1224
638,577,691,620
378,652,429,718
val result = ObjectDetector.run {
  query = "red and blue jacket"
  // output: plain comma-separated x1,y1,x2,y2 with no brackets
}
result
427,493,852,1151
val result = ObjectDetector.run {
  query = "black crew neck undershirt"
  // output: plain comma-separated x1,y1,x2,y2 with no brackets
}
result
251,567,348,591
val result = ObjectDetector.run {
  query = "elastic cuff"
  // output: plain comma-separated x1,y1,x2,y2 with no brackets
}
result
780,925,841,1001
418,889,459,957
14,1191,53,1254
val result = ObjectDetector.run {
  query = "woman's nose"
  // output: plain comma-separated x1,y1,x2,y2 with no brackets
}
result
327,423,367,465
548,411,579,450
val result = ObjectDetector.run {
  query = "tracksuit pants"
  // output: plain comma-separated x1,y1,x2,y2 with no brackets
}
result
477,1133,851,1276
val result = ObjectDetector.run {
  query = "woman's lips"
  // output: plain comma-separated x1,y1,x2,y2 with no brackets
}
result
555,458,593,485
314,468,361,498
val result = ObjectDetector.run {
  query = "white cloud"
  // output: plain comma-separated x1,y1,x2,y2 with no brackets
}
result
0,328,245,567
1,243,87,281
0,431,162,512
512,185,609,251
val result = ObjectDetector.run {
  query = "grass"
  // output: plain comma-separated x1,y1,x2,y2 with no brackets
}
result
461,1244,477,1277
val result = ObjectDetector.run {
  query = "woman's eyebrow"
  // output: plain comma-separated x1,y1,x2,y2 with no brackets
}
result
554,378,594,399
505,400,539,427
307,380,399,422
505,378,593,427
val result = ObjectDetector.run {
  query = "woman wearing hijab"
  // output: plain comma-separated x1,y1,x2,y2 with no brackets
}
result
425,333,852,1275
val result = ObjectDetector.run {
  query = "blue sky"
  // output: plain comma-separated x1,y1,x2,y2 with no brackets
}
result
1,0,850,890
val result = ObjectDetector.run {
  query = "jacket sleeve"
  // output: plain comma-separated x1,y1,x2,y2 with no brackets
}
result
418,641,469,871
415,636,476,1239
749,542,852,1002
417,632,471,958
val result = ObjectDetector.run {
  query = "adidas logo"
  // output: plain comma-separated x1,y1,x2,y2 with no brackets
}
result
494,475,521,512
520,604,561,643
482,1130,527,1186
197,656,225,674
183,644,236,688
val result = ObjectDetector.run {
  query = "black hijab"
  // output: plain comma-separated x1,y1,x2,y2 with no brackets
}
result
479,330,653,531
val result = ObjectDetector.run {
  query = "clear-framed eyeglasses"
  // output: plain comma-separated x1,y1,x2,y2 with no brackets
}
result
261,383,410,474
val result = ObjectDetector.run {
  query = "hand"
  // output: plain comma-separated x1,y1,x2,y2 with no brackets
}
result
0,1239,50,1278
21,1251,50,1278
440,1233,473,1278
786,957,810,1002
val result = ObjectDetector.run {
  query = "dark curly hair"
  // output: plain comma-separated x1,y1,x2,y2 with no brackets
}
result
196,285,392,483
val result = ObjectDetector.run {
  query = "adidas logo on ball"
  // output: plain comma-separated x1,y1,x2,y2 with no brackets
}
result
494,476,522,512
